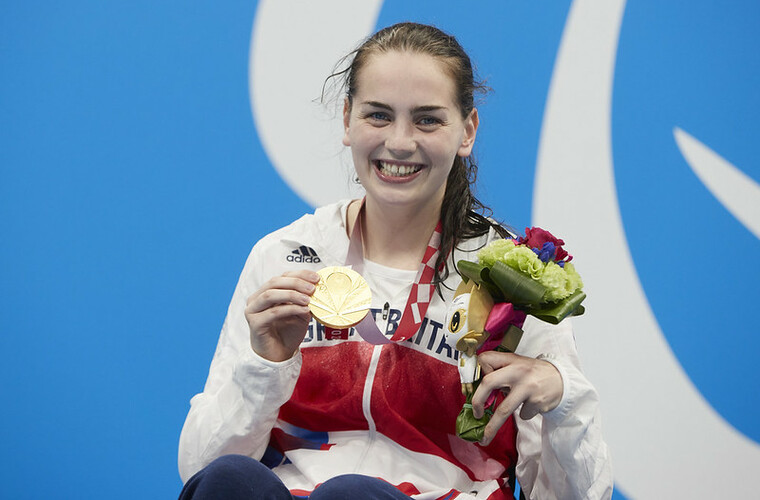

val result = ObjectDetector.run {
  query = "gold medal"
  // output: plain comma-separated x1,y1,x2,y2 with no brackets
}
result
309,266,372,329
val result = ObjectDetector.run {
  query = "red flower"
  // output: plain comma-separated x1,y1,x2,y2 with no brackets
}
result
517,227,572,262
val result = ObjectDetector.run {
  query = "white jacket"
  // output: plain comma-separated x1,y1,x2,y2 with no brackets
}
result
178,200,612,499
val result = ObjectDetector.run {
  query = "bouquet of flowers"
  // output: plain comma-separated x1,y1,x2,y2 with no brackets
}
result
450,227,586,442
459,227,586,325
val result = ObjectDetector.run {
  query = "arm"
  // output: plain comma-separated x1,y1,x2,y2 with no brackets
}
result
177,246,317,482
472,318,612,500
513,317,612,500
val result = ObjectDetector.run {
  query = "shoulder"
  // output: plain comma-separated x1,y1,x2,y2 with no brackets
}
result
246,199,352,270
452,224,511,261
256,200,345,243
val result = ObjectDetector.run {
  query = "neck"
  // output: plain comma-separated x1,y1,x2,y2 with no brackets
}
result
348,197,441,270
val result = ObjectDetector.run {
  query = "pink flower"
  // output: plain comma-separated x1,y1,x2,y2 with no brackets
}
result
517,227,572,262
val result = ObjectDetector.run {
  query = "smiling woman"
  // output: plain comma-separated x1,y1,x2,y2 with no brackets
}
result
178,22,612,500
335,22,496,281
342,49,479,270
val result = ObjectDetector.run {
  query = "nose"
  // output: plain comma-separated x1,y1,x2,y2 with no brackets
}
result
385,120,417,156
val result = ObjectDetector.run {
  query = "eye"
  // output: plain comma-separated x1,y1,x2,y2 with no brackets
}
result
449,309,466,333
418,116,442,128
364,111,391,123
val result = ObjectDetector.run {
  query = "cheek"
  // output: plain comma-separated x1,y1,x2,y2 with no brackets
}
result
350,138,375,174
425,136,463,163
349,127,382,152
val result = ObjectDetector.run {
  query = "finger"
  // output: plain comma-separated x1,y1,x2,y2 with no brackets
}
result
477,351,519,374
246,289,312,314
281,269,321,283
249,274,319,302
247,304,312,329
470,365,520,418
481,387,528,446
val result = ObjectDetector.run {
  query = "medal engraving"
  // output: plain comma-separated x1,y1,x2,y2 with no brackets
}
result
309,266,371,329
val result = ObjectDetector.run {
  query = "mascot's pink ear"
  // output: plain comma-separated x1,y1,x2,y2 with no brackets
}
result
483,303,525,353
485,303,518,334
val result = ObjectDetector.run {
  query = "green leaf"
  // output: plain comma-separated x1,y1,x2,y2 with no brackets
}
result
530,290,587,324
457,260,502,299
456,404,491,442
457,260,488,285
489,261,546,306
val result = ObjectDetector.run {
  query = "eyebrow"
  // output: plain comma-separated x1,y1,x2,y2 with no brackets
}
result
360,101,448,113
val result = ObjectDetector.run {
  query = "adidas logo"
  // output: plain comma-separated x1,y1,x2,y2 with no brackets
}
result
287,245,321,263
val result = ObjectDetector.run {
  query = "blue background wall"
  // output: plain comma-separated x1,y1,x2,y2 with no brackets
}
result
2,1,758,498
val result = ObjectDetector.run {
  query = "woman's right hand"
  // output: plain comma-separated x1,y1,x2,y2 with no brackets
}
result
245,270,320,362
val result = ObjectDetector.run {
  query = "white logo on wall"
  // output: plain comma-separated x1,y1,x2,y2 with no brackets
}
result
249,0,760,497
249,0,382,206
533,1,759,498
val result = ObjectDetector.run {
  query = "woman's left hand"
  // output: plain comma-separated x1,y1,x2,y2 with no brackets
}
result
470,351,564,446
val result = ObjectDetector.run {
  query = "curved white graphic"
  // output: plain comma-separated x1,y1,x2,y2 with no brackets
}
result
675,127,760,239
250,1,760,496
250,0,383,207
533,0,760,498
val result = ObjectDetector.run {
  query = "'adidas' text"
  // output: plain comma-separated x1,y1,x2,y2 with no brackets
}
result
288,245,321,263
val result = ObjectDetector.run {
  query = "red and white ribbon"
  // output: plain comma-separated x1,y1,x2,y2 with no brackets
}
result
344,200,442,345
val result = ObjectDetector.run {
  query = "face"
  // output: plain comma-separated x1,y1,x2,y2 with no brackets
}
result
342,50,478,211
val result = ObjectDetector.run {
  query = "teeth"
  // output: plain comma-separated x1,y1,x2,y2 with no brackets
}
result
377,161,422,177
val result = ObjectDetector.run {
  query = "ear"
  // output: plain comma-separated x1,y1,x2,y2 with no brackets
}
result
342,98,351,147
457,108,479,157
469,284,494,332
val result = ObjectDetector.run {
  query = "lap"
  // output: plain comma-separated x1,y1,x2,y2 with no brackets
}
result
311,474,411,500
178,455,291,500
179,455,412,500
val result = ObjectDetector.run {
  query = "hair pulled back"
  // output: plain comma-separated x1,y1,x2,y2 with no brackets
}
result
329,22,508,293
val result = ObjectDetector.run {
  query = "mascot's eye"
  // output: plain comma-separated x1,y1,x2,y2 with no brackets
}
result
449,309,466,333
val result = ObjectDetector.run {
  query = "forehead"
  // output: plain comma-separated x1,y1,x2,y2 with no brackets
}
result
353,50,458,108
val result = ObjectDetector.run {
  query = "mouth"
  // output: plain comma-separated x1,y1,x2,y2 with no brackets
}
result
373,160,424,178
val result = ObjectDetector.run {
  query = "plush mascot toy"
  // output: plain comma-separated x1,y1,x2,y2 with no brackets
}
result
444,280,493,395
444,280,527,442
445,280,527,393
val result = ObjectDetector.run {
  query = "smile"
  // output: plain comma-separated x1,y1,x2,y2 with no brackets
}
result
374,160,424,178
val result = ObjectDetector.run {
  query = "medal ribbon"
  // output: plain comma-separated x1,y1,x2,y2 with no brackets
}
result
345,199,442,344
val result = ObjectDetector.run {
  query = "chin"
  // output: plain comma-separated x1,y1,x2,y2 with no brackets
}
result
366,185,443,211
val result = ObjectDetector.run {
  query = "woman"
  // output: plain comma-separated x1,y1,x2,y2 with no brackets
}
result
178,22,612,499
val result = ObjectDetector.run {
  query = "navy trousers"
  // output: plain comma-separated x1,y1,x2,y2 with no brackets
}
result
179,455,413,500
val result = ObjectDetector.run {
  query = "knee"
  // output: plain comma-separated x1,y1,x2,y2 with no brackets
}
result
202,454,262,480
179,454,289,500
310,474,407,500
